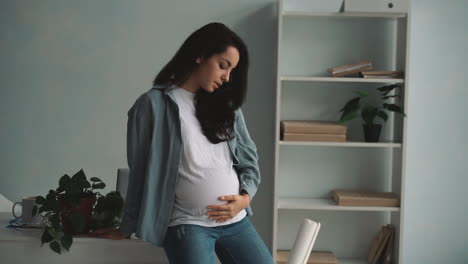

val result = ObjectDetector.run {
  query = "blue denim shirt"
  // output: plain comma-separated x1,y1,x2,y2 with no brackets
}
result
119,83,261,246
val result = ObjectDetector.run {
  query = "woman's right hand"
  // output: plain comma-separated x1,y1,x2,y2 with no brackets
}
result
87,227,131,240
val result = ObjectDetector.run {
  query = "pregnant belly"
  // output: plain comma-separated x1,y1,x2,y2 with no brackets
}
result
174,168,240,216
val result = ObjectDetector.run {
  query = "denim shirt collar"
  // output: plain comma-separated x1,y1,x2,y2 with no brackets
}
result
153,82,179,102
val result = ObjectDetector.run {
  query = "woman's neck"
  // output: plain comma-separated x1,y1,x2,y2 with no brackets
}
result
176,78,198,94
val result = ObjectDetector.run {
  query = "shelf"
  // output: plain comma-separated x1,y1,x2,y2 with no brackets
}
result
276,250,366,264
281,76,405,83
278,197,400,212
337,259,367,264
283,11,406,18
279,141,402,148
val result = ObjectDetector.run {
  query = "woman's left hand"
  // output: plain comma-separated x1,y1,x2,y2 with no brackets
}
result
206,193,250,223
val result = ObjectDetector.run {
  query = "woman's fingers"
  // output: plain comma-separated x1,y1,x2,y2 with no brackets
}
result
216,217,232,223
208,212,230,220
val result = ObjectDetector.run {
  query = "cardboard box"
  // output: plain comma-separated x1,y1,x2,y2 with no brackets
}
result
283,133,346,142
330,190,400,207
281,121,347,135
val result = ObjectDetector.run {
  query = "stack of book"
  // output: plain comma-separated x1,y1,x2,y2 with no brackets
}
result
329,190,400,207
280,121,347,142
328,61,373,77
367,224,396,264
360,71,404,79
276,250,337,264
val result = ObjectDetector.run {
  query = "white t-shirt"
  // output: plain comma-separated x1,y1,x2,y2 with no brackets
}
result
168,86,246,227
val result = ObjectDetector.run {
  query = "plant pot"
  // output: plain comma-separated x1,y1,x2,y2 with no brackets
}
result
60,196,96,235
363,124,382,142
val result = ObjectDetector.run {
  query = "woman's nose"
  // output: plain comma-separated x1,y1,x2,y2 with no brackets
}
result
222,72,230,83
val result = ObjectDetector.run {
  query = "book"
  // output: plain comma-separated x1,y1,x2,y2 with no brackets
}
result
330,190,400,207
368,226,390,264
281,121,347,135
367,224,395,264
362,75,402,79
360,70,404,79
328,61,373,77
381,225,396,264
276,250,337,264
359,71,403,78
282,133,346,142
360,70,403,76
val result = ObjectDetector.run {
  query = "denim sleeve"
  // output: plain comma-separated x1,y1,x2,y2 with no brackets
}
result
233,109,261,201
119,94,154,235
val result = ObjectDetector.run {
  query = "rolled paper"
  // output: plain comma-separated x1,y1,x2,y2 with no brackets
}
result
287,218,321,264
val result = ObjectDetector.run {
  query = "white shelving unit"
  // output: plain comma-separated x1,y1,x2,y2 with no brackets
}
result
283,11,406,18
281,76,405,83
278,197,401,212
273,1,409,263
279,141,402,148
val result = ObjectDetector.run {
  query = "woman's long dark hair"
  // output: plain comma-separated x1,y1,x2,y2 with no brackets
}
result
153,22,249,144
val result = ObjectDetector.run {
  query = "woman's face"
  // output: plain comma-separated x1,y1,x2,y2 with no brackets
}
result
193,45,240,93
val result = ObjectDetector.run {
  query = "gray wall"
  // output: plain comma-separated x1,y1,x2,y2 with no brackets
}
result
401,0,468,263
0,0,277,250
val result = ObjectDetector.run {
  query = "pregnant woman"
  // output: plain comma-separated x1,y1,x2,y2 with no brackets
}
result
88,22,273,264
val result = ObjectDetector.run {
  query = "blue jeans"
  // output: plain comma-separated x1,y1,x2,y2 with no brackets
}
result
163,216,274,264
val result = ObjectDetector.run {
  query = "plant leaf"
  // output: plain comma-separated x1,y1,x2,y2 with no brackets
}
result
46,190,56,201
50,241,61,254
92,182,106,190
59,174,71,188
38,204,50,214
383,103,404,114
32,205,38,217
41,227,54,246
35,196,46,205
50,214,60,228
94,196,106,213
48,226,62,240
72,169,87,185
61,233,73,251
69,184,81,195
354,91,368,97
381,95,400,100
90,177,102,182
377,84,399,96
81,180,92,189
338,109,358,123
339,97,360,113
362,105,379,125
377,110,389,122
45,191,58,212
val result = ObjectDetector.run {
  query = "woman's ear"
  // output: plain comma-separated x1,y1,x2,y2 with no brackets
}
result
196,57,202,64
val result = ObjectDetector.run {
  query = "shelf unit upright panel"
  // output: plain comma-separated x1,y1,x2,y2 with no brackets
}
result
272,1,408,263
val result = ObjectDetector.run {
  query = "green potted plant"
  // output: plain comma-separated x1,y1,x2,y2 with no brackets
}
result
33,169,124,254
337,84,406,142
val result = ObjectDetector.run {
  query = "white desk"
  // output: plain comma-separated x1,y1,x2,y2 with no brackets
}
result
0,212,169,264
